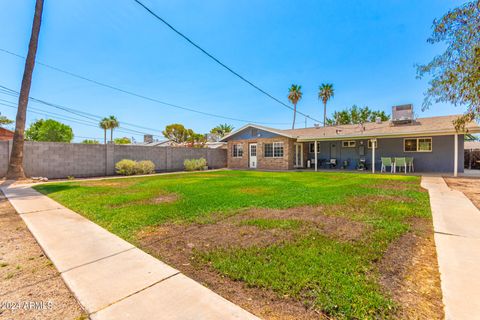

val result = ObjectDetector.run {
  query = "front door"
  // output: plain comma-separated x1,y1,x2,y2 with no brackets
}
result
249,143,257,168
294,143,303,168
330,142,337,159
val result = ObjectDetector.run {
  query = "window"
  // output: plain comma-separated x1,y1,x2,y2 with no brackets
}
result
404,138,432,152
273,142,284,157
309,142,321,153
264,143,273,157
368,140,377,149
232,144,243,157
264,142,284,158
418,138,432,152
342,141,356,148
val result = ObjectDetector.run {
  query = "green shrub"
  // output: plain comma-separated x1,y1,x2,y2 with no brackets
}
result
184,158,207,171
135,160,155,175
115,159,137,175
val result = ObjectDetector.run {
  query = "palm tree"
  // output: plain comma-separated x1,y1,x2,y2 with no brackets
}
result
7,0,44,180
210,123,234,137
99,118,110,144
107,115,119,143
318,83,334,127
287,84,303,130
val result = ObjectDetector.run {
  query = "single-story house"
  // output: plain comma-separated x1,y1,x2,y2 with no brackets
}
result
221,113,480,176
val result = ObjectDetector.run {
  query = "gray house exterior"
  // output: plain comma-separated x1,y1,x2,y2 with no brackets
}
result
221,115,480,175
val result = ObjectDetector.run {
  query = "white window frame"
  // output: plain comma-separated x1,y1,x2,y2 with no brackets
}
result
309,142,321,153
403,137,432,153
342,140,356,148
368,140,378,149
273,142,284,157
264,142,284,158
232,143,243,157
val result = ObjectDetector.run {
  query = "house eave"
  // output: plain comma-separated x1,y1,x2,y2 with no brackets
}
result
295,128,480,142
220,124,293,142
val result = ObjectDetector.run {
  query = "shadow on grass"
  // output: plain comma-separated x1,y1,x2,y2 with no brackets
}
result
34,184,81,195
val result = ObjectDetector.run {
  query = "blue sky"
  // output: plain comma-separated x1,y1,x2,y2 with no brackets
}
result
0,0,468,142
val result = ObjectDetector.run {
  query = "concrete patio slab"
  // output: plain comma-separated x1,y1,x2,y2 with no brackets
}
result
91,274,258,320
62,248,179,313
421,176,480,320
0,183,260,319
21,207,134,272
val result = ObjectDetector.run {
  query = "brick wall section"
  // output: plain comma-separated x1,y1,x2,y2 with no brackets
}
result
227,137,294,170
0,141,227,179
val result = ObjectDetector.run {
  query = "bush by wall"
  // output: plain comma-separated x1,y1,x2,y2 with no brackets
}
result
184,158,207,171
115,159,137,175
116,159,156,175
135,160,155,174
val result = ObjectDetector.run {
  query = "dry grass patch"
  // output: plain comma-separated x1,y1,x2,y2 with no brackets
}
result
378,217,444,319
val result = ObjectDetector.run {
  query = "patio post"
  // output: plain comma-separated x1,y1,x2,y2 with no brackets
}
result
454,133,458,177
371,138,376,174
314,140,318,172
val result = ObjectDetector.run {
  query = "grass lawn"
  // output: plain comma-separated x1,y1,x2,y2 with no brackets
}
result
34,170,440,319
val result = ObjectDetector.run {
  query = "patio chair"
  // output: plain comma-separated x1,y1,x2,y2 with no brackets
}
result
329,159,337,169
394,157,407,173
357,158,367,170
381,157,394,173
406,157,414,172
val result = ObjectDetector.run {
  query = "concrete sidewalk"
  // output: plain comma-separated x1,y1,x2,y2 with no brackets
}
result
421,177,480,320
1,183,259,320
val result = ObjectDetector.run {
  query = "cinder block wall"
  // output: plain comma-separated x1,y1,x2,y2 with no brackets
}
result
0,141,227,179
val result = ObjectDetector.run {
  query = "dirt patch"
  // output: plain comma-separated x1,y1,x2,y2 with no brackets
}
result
0,194,85,320
233,207,367,242
378,217,444,319
149,193,179,204
137,206,370,319
444,177,480,209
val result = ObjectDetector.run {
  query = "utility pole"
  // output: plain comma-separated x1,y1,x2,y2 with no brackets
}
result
7,0,44,180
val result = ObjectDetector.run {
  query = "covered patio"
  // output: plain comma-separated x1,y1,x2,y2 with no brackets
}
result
294,133,463,176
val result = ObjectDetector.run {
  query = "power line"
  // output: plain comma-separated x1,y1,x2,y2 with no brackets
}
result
0,48,291,126
0,85,164,137
132,0,321,125
0,101,149,138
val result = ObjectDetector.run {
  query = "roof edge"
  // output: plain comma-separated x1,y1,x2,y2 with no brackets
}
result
220,124,293,141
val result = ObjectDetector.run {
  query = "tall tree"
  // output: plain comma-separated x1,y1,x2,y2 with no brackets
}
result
210,123,234,137
287,84,303,129
417,1,480,130
107,115,119,142
318,83,334,127
162,123,190,144
99,117,109,144
25,119,74,142
7,0,44,180
0,115,14,127
326,105,389,125
114,137,131,144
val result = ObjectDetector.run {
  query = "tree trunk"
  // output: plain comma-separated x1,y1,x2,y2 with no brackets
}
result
7,0,44,180
323,102,327,127
104,129,106,145
292,104,297,130
110,129,113,143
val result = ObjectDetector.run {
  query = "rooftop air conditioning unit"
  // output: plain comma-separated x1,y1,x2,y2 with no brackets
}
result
391,104,414,125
